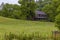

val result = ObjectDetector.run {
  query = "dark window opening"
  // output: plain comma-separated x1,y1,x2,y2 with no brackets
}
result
38,14,41,17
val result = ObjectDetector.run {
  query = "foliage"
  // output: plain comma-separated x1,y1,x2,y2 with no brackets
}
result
4,32,54,40
56,5,60,14
0,3,21,19
0,0,37,20
18,0,37,20
42,4,55,21
36,0,51,11
42,0,60,21
55,13,60,30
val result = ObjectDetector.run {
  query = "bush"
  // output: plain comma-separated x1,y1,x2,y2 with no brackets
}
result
55,13,60,30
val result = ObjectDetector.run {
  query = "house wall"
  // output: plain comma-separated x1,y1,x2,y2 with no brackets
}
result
35,14,47,19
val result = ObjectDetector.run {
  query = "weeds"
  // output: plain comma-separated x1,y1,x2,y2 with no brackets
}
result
4,32,55,40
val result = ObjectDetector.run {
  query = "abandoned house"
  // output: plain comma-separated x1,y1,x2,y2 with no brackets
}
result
35,10,47,20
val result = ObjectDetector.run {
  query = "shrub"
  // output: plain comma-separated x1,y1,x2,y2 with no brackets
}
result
55,13,60,30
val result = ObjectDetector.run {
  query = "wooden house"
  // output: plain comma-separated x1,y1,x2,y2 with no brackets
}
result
35,10,47,20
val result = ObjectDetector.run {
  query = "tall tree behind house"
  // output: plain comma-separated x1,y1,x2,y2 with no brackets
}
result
18,0,37,20
36,0,52,10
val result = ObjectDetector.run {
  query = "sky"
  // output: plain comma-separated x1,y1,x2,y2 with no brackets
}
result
0,0,39,5
0,0,19,5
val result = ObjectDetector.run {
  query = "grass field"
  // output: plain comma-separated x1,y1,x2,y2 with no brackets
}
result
0,16,58,39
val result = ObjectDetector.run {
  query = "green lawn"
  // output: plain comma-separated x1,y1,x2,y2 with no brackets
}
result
0,16,58,39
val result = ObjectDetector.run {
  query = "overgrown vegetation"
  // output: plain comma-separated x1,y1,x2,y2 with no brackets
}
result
18,0,37,20
55,14,60,30
0,3,21,19
0,0,60,40
4,32,55,40
4,32,41,40
0,0,37,20
0,16,58,40
42,0,60,21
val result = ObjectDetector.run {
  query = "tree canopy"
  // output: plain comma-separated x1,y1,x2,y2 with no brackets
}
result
0,3,21,19
18,0,37,20
42,0,60,21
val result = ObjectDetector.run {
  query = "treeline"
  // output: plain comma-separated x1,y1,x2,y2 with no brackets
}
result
0,4,21,19
0,0,60,21
0,0,37,20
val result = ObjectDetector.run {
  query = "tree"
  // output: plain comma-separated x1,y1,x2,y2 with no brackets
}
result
56,5,60,14
55,5,60,30
55,13,60,30
2,3,14,17
36,0,52,11
18,0,37,20
42,0,60,21
1,3,21,19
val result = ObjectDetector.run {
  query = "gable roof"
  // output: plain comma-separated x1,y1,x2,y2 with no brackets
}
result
35,10,46,15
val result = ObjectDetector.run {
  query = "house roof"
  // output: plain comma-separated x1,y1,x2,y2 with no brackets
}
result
35,10,46,15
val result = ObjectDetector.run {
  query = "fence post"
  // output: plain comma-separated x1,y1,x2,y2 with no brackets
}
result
52,31,60,40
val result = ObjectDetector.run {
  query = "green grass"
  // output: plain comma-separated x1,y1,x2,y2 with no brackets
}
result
0,16,58,39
